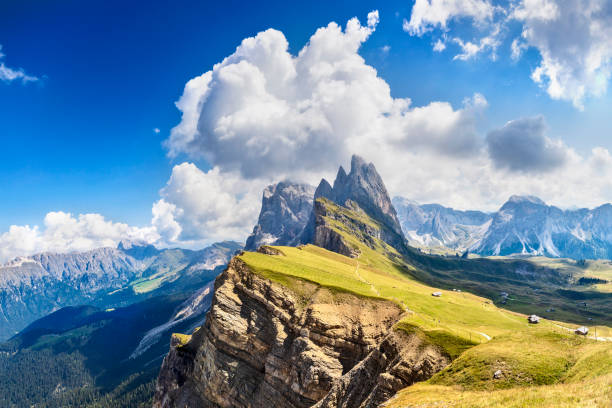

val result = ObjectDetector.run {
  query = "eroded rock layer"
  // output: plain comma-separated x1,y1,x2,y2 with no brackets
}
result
154,256,405,408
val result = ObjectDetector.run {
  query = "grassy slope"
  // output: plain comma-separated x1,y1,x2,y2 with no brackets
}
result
238,200,612,407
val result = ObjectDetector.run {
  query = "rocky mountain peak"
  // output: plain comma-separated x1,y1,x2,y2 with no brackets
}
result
314,178,334,200
297,155,406,254
117,240,160,259
331,154,403,236
333,166,348,191
506,195,546,206
245,181,315,251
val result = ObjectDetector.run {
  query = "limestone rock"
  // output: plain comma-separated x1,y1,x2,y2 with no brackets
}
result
245,182,315,251
314,329,450,408
153,257,404,408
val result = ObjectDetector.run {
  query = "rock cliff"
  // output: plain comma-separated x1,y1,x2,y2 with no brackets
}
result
154,252,450,408
314,329,449,408
245,182,315,251
300,155,407,255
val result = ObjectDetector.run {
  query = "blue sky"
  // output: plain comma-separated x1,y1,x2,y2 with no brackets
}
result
1,0,612,259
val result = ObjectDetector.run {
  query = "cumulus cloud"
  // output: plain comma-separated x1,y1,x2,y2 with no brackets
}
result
405,0,612,108
0,212,158,263
154,163,262,245
404,0,496,35
155,11,492,246
0,45,38,84
514,0,612,108
486,116,570,172
166,10,485,180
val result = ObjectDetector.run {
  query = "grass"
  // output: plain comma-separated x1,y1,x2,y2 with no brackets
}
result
528,257,612,293
172,333,192,347
395,322,477,360
384,374,612,408
428,330,587,390
129,263,189,294
235,199,612,407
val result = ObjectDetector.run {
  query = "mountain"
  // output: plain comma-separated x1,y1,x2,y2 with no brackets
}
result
300,155,406,254
153,158,612,408
0,241,242,340
393,195,612,260
472,195,612,259
324,155,403,236
0,285,215,408
392,197,492,250
245,181,315,251
0,238,237,407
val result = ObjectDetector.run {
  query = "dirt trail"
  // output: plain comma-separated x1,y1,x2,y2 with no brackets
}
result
353,261,381,297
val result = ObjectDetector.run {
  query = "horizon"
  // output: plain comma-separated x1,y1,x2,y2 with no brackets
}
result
2,0,612,261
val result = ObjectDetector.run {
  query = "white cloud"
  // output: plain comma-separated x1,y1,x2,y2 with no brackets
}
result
153,127,161,134
156,11,492,245
433,39,447,51
155,163,262,245
510,37,528,60
166,10,485,179
0,45,38,84
406,0,612,108
514,0,612,109
452,26,501,60
404,0,496,36
0,212,158,263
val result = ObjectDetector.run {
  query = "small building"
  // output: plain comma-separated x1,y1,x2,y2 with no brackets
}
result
528,314,540,324
575,326,589,336
432,291,442,297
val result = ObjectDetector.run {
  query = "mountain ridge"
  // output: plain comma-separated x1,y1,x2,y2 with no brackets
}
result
0,241,241,340
394,195,612,260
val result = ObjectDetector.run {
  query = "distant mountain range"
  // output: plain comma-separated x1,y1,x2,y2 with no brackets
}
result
394,195,612,260
392,197,492,251
246,176,612,261
0,241,241,340
0,240,240,406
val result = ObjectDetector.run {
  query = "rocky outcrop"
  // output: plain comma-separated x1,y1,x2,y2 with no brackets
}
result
153,257,404,408
245,182,315,251
300,155,407,255
315,329,450,408
331,156,403,237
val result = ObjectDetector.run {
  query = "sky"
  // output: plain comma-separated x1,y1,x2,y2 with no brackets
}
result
1,0,612,261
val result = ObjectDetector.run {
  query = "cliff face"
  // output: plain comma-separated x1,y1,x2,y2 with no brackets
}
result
311,199,406,259
154,253,450,408
245,182,315,251
314,329,449,408
300,155,407,255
